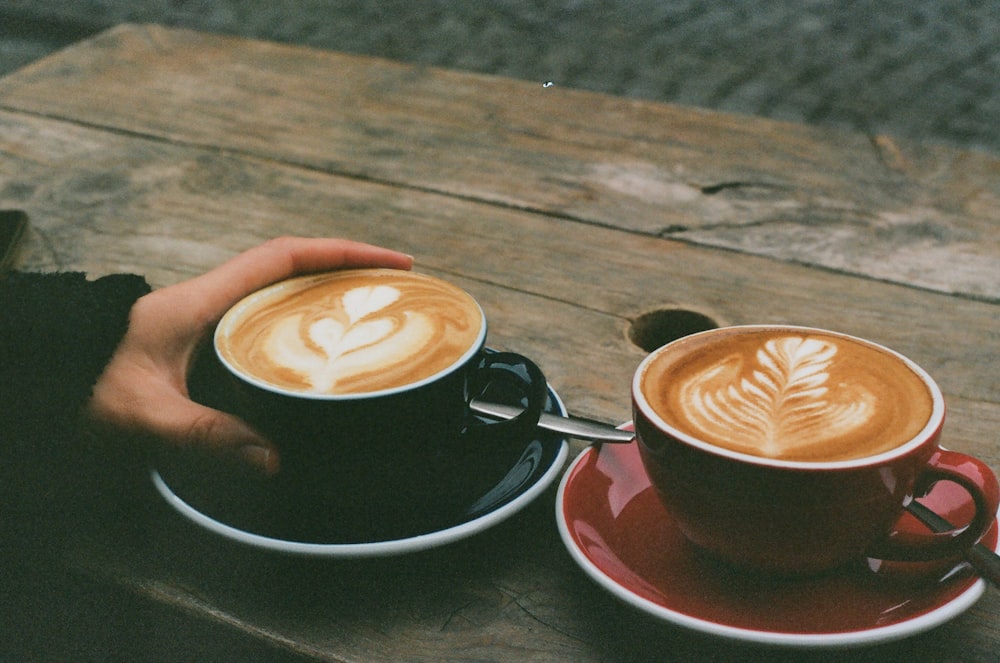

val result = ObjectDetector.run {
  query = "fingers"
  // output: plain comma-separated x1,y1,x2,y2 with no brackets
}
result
87,361,280,476
148,393,281,476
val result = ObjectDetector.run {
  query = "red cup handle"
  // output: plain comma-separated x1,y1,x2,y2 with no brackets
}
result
867,450,1000,562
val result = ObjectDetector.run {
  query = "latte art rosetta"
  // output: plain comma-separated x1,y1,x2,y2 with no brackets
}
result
641,329,933,462
217,270,484,395
679,337,875,457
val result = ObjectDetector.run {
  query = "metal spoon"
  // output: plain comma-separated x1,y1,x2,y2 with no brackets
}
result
469,399,634,443
904,500,1000,587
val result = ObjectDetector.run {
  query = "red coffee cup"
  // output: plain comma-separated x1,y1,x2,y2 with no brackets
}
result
632,325,999,575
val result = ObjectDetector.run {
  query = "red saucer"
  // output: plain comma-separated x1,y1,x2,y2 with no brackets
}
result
556,430,997,648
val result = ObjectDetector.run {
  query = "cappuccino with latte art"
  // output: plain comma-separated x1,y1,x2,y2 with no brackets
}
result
216,269,485,396
181,268,548,542
639,327,933,462
632,325,997,575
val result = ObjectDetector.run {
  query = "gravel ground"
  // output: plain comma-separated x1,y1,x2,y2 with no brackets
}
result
1,1,998,154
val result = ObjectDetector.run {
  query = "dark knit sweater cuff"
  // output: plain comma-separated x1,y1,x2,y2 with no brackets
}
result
0,271,151,445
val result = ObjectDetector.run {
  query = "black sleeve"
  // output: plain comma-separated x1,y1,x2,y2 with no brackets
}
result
0,270,154,643
0,271,151,496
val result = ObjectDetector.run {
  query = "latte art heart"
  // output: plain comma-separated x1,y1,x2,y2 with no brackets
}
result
342,285,400,323
263,308,431,394
641,328,933,462
217,270,485,395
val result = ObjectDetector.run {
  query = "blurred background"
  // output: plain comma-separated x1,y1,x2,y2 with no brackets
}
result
1,0,998,155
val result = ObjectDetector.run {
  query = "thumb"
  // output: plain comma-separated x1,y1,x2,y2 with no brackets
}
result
157,397,281,476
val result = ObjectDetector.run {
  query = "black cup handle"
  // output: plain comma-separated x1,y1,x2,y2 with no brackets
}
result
463,351,547,444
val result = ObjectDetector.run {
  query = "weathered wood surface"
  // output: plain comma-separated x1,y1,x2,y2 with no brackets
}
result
1,24,997,303
1,24,998,663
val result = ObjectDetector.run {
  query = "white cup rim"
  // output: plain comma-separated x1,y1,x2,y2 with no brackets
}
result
632,325,945,470
214,269,488,401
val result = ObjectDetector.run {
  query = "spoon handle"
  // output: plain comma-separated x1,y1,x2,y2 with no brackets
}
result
905,500,1000,587
470,399,635,443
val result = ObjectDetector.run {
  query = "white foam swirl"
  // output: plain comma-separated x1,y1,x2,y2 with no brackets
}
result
221,270,485,395
342,285,400,323
261,285,436,393
679,336,876,457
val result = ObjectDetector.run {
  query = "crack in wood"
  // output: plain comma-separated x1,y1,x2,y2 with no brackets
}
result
493,584,587,644
698,180,787,195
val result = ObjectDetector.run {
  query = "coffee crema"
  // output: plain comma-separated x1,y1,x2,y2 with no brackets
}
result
216,269,484,395
640,328,933,462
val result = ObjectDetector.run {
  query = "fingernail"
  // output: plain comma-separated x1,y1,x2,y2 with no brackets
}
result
240,445,279,475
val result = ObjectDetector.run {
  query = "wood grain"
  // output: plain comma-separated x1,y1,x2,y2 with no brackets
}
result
1,24,999,663
1,24,997,302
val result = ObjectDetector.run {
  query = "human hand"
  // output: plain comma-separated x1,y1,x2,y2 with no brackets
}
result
86,237,414,475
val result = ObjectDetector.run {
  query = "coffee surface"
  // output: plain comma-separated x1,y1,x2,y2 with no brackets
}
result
641,328,933,461
217,269,484,395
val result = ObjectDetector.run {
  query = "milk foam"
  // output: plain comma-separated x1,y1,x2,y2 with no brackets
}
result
642,330,933,462
679,337,875,457
218,270,484,395
342,285,400,323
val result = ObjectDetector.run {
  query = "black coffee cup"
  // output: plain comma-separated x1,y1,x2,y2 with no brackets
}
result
164,270,547,542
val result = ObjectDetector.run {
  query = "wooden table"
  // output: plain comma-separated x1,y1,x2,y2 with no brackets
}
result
1,24,998,662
